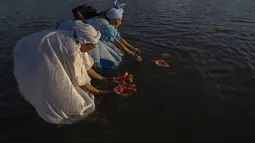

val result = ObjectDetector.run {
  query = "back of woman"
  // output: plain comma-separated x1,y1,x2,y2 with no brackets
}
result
83,17,109,31
13,30,95,124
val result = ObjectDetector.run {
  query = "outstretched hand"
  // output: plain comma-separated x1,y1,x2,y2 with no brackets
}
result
136,55,142,62
103,77,114,81
133,48,141,54
98,90,114,95
101,77,115,85
102,78,108,84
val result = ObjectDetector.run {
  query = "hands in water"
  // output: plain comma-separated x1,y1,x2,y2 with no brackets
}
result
101,77,115,84
136,55,142,62
133,48,141,54
132,48,142,62
132,53,142,62
101,77,108,84
98,90,113,95
93,78,114,95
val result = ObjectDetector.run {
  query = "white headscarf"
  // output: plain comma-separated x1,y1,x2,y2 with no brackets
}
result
73,20,101,44
106,8,124,19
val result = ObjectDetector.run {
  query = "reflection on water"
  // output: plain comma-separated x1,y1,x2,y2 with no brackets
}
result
1,0,255,142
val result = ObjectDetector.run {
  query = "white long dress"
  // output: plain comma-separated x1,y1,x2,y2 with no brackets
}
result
13,30,96,124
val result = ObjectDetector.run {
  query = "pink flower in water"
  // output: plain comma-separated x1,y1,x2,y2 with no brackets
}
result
155,59,169,67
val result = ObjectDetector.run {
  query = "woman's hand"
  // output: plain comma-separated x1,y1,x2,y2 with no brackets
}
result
131,53,142,62
101,77,115,84
136,55,142,62
132,48,141,54
88,68,104,80
98,90,113,95
100,77,108,84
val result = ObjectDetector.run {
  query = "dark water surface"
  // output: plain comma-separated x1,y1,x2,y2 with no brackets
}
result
1,0,255,142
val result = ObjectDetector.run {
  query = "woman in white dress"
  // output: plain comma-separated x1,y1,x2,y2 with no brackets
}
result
13,22,110,124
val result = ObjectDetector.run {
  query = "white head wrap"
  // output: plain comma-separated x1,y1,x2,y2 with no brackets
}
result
106,8,124,19
73,20,101,44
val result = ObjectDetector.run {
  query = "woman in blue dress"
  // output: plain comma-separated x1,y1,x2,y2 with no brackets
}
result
57,1,142,68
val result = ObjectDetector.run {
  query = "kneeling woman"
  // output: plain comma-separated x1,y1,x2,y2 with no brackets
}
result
13,22,110,124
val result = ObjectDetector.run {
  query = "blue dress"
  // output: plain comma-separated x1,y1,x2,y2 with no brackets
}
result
83,17,124,69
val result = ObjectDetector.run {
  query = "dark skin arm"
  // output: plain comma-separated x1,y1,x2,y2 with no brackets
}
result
114,40,137,56
80,84,100,95
114,40,142,62
82,68,111,95
120,38,141,54
87,68,104,80
80,84,109,95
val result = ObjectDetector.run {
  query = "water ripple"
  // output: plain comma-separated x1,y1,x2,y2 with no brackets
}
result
1,0,255,141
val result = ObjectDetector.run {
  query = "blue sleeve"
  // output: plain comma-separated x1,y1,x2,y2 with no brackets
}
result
100,24,121,43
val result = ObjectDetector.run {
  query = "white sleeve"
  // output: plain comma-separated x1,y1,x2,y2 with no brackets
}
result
64,52,91,86
82,52,94,70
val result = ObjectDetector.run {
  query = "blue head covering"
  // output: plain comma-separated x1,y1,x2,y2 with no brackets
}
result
106,0,125,19
106,8,124,19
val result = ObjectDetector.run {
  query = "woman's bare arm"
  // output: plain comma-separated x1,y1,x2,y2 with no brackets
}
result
80,84,100,95
80,84,109,95
114,40,137,56
120,38,141,53
120,38,134,49
87,68,104,80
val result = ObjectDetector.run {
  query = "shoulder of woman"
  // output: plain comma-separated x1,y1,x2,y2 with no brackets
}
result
96,17,109,25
